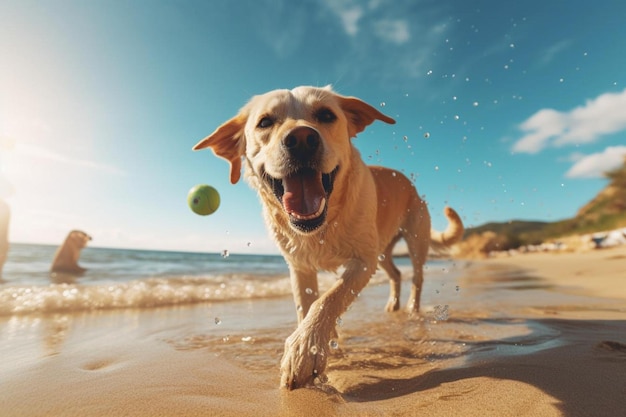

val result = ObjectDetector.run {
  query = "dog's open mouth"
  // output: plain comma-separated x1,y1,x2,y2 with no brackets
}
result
266,167,338,233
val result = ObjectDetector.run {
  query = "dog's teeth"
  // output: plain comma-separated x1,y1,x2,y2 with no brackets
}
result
288,198,326,220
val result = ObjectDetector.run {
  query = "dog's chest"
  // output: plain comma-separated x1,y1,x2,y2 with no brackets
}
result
275,230,350,272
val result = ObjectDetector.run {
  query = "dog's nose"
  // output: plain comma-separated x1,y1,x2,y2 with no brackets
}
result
283,127,320,160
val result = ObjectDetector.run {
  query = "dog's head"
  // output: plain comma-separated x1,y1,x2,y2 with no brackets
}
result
194,86,395,234
67,230,92,249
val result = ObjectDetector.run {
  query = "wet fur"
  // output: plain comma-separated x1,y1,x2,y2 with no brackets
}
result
194,86,464,389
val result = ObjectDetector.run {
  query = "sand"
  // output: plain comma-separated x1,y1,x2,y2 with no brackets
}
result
1,246,625,416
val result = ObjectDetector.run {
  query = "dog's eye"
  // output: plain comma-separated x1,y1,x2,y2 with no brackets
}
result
257,116,274,129
314,108,337,124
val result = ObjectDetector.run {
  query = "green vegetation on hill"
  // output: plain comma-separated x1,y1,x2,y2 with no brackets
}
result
464,158,626,248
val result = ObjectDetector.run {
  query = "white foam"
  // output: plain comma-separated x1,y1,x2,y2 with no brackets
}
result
0,275,293,316
0,262,455,316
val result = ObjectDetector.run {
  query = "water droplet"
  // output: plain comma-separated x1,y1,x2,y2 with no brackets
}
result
433,304,449,321
455,285,460,292
434,166,439,171
305,288,313,295
221,249,230,258
310,345,318,355
241,336,252,342
424,132,430,139
472,101,479,107
426,69,433,75
319,239,325,244
214,317,222,325
379,102,386,107
329,340,339,349
246,242,252,247
336,317,343,327
392,172,396,177
454,115,460,120
378,254,386,261
402,135,408,142
222,335,230,342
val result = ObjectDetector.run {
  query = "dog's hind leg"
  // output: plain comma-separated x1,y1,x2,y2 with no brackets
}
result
403,200,431,314
380,235,402,312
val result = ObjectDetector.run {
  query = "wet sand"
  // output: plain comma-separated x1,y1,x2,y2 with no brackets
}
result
1,246,625,416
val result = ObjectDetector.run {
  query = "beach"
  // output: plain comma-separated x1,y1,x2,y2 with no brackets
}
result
2,245,625,416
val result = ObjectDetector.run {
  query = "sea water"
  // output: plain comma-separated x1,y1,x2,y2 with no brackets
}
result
0,243,433,316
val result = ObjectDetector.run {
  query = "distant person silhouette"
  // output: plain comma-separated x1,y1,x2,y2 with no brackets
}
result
50,230,92,274
0,199,9,277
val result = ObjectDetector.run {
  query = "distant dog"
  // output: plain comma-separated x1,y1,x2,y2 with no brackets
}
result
50,230,92,274
194,86,464,389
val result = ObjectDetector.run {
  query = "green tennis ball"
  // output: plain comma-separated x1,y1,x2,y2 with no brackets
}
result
187,184,220,216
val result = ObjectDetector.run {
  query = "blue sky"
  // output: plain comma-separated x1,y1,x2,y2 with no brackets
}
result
1,0,625,254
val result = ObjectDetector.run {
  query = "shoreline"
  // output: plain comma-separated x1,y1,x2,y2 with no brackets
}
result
481,244,626,301
1,247,625,416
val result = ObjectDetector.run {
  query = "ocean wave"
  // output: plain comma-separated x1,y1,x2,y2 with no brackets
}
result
0,263,453,316
0,275,294,316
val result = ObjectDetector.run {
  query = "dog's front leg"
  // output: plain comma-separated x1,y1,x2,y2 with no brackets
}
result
280,258,374,389
288,266,319,323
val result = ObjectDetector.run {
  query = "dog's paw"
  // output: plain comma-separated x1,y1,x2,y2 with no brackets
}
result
280,326,329,390
406,296,421,315
385,296,400,312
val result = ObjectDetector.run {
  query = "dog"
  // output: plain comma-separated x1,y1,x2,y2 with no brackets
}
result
194,86,464,389
50,230,92,274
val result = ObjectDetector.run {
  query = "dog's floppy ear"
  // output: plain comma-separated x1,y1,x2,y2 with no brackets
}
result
193,114,246,184
337,95,396,138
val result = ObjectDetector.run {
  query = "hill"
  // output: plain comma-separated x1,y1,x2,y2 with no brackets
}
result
457,157,626,255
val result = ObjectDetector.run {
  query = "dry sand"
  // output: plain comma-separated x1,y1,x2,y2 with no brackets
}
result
1,246,625,416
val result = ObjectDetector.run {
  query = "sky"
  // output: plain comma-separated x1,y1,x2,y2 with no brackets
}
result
1,0,625,254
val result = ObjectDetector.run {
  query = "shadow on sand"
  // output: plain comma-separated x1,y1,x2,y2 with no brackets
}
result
340,317,626,416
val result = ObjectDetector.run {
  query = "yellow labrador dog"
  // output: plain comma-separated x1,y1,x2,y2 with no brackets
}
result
194,86,464,389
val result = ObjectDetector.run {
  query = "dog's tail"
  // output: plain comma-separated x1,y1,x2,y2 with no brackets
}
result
430,206,464,250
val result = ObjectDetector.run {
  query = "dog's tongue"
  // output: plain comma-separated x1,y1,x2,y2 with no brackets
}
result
282,170,325,216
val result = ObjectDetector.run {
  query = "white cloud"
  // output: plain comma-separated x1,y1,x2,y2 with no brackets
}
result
537,40,572,67
565,146,626,178
338,6,363,36
322,0,364,36
512,88,626,154
513,109,566,153
321,1,448,86
323,1,410,44
374,19,410,44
